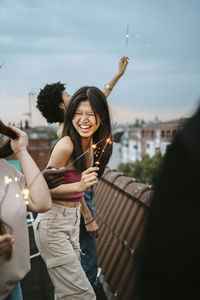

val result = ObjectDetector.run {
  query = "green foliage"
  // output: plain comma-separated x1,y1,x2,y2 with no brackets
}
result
118,152,163,185
25,120,29,129
129,119,146,128
31,127,57,140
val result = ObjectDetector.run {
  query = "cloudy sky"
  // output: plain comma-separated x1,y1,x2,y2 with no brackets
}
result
0,0,200,125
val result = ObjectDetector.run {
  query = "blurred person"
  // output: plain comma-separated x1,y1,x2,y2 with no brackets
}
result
34,86,113,299
0,120,52,300
37,57,129,286
135,105,200,300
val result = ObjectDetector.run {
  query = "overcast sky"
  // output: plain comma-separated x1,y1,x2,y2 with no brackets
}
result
0,0,200,125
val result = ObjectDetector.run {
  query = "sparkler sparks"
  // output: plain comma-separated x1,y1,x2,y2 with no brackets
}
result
21,189,30,205
1,176,30,206
21,188,30,199
4,176,12,185
91,144,97,149
94,123,117,167
125,24,130,55
65,138,105,170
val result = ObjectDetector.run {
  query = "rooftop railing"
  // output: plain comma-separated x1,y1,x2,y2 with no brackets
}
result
94,167,153,299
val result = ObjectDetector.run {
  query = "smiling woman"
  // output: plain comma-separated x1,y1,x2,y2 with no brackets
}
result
33,86,113,299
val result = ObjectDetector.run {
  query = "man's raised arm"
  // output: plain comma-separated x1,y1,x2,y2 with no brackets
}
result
102,56,129,98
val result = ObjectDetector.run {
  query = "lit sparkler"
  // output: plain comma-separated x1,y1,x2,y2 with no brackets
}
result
25,137,105,191
125,24,130,56
21,188,30,205
94,123,117,166
65,138,104,170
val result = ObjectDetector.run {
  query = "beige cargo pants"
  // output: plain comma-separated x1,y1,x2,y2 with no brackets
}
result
33,203,96,300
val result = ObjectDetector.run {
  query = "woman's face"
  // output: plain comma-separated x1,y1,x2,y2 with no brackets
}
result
72,100,101,139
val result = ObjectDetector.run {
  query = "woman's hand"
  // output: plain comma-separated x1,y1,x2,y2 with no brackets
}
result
0,234,14,256
8,126,27,154
85,220,99,238
79,167,99,192
118,56,129,76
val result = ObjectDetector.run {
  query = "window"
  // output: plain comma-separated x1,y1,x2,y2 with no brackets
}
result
172,130,177,137
167,130,171,138
142,130,145,137
151,130,154,138
161,130,165,138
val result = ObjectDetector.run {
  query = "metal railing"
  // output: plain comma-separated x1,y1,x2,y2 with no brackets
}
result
94,168,153,299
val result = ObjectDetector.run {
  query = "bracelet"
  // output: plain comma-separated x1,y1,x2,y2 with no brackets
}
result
14,148,27,155
85,218,95,226
104,83,112,91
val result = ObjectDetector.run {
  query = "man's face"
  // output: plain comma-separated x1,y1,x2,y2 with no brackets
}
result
62,90,71,110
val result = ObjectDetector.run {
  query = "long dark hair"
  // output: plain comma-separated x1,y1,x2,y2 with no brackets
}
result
0,120,17,158
0,120,16,259
62,86,113,177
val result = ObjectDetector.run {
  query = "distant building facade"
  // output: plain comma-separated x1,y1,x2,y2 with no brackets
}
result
108,118,187,170
141,118,186,157
108,126,141,169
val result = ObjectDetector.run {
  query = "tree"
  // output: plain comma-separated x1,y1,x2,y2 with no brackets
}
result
31,127,57,140
118,152,163,185
130,119,146,128
25,120,29,129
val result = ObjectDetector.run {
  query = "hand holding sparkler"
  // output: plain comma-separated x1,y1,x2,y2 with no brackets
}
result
79,167,99,192
118,56,129,76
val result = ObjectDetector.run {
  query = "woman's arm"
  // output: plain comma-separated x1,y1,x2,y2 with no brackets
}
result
46,136,98,196
47,136,73,168
102,56,129,98
50,166,99,196
80,197,99,238
9,126,52,213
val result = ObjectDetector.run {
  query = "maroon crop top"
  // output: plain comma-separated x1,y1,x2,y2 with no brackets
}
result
52,170,84,202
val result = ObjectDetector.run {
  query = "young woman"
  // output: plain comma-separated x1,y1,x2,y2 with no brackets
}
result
0,120,52,300
34,86,113,299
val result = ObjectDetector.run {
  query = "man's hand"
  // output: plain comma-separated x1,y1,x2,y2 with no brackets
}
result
102,56,129,98
118,56,129,76
0,234,14,256
42,166,67,189
85,220,99,238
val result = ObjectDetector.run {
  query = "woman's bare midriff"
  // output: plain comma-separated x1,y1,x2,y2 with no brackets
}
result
53,199,80,208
